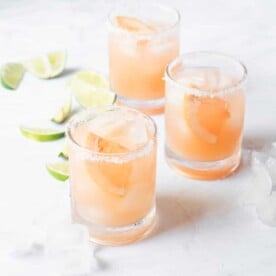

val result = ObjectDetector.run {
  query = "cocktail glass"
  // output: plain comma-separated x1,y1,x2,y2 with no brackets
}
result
165,52,247,180
67,106,157,245
108,3,180,114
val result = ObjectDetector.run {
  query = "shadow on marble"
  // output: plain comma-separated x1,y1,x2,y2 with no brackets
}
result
58,67,82,78
93,245,110,271
152,194,227,237
227,152,249,178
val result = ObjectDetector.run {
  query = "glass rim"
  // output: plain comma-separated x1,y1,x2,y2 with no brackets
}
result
165,51,248,96
107,2,181,35
66,105,157,160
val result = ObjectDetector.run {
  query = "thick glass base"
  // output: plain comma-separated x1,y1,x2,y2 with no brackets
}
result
165,146,241,180
116,95,164,115
72,206,156,246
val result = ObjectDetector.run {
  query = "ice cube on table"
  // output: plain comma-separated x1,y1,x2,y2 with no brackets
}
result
0,212,45,257
46,223,92,275
241,149,254,168
243,163,272,205
256,192,276,227
269,142,276,157
1,213,45,257
265,156,276,184
3,225,44,257
250,150,268,165
33,185,71,241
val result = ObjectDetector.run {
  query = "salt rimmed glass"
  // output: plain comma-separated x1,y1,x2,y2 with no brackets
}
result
67,106,157,245
108,3,180,114
165,52,247,180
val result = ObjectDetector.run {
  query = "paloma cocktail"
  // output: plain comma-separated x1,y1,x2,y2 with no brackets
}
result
108,3,180,114
67,106,157,245
165,52,247,180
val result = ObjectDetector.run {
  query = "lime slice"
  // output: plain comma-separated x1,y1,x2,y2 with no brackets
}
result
58,142,69,160
46,162,69,181
19,126,65,142
68,70,116,108
1,63,25,89
25,51,66,79
51,98,72,124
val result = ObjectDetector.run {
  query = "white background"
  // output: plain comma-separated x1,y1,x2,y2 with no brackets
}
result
1,0,276,275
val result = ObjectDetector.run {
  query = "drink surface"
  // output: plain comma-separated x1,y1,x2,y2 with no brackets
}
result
109,16,179,101
166,67,245,162
69,109,156,227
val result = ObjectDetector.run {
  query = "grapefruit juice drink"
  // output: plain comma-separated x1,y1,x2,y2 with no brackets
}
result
165,52,247,180
108,3,180,114
67,106,157,245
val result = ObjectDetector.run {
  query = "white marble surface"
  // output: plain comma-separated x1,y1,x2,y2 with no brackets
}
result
1,0,276,275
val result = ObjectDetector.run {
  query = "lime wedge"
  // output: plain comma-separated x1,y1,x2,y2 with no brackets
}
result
68,71,116,108
19,126,65,142
51,98,72,124
47,51,67,78
1,63,25,89
46,162,69,181
25,51,66,79
58,142,69,160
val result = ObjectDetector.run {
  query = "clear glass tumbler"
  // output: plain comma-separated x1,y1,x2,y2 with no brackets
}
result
108,3,180,114
165,52,247,180
67,106,157,245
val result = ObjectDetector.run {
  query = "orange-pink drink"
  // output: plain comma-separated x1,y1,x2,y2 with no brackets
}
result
165,53,247,180
67,106,157,245
108,3,180,114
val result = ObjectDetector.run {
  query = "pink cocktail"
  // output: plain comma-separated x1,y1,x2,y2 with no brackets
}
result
108,3,180,114
165,52,247,179
67,106,157,245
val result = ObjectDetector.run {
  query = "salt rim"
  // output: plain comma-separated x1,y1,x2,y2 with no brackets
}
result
66,106,157,163
107,3,180,37
165,51,248,97
74,139,155,163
